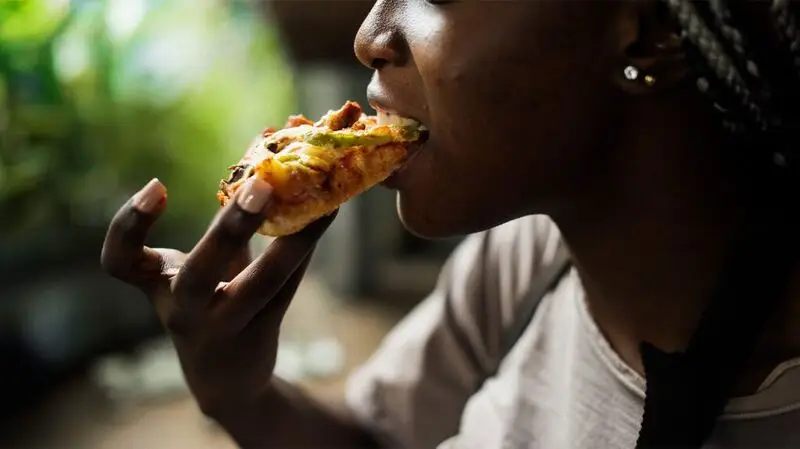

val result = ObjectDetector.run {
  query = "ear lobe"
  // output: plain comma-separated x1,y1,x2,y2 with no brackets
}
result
613,1,690,95
617,40,691,95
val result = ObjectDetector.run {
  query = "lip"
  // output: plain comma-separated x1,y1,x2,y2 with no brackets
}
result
381,128,430,189
368,100,425,126
367,84,428,189
366,84,424,125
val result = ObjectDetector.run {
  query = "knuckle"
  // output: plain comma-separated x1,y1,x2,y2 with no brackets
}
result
195,395,228,420
163,309,196,336
112,207,147,236
215,207,260,244
195,399,217,419
172,266,205,299
191,377,253,421
100,250,128,280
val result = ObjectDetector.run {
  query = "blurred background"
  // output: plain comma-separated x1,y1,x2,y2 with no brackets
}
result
0,1,461,447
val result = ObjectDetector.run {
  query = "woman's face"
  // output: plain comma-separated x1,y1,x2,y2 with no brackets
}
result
355,0,631,237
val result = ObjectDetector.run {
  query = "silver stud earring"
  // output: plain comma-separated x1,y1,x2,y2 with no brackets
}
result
624,65,639,81
624,65,656,87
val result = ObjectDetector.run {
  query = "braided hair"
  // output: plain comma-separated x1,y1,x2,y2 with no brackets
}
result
634,1,800,447
664,0,800,161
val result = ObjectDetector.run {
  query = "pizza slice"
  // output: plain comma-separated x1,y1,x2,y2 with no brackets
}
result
217,101,426,236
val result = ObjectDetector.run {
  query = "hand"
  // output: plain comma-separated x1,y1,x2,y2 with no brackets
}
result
101,177,336,420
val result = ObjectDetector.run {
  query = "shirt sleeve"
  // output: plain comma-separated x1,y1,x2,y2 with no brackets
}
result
344,230,505,449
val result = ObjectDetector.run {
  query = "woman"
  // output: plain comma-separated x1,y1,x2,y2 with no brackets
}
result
101,0,800,448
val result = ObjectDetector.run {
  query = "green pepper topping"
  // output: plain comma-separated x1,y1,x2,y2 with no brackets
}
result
302,126,419,149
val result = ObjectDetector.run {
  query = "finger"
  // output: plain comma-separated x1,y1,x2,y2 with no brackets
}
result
101,178,168,285
142,248,187,302
262,247,314,319
220,210,337,321
151,248,188,278
237,251,315,335
173,177,272,304
224,246,252,282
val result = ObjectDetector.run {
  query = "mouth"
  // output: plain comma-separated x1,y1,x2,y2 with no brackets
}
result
366,99,430,188
368,99,426,129
368,100,429,139
377,109,429,177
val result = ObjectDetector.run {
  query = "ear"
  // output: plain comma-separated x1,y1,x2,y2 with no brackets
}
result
611,0,690,95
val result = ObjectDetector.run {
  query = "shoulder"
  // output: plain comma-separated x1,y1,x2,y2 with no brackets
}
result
343,215,567,448
447,214,563,288
424,214,566,369
479,215,566,328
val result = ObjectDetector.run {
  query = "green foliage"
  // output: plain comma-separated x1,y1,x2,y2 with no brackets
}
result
0,0,297,264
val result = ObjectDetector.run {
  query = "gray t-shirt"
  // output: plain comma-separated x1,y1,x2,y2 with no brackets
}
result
345,215,800,449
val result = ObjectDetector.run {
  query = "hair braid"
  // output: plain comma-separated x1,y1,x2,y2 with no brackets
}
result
680,0,760,132
708,0,795,142
772,0,800,81
707,0,772,102
665,0,768,133
769,0,800,147
685,46,747,134
637,4,800,448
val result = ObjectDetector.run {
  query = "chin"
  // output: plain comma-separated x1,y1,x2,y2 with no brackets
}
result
394,191,504,240
390,141,529,238
393,191,448,239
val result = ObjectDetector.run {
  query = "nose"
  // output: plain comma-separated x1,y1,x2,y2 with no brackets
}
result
354,3,406,70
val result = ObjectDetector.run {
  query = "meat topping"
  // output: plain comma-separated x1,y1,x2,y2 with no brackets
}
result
324,101,362,131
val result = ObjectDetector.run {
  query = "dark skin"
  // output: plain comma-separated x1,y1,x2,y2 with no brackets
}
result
101,0,800,447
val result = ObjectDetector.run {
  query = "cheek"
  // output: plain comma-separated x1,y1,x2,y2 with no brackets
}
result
397,6,620,236
428,64,543,189
427,57,516,156
424,35,614,180
421,28,546,163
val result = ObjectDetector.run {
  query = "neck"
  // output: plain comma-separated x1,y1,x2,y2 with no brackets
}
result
560,166,745,363
550,99,800,386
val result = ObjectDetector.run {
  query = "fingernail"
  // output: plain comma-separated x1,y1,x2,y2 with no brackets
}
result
132,178,167,213
236,178,272,213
